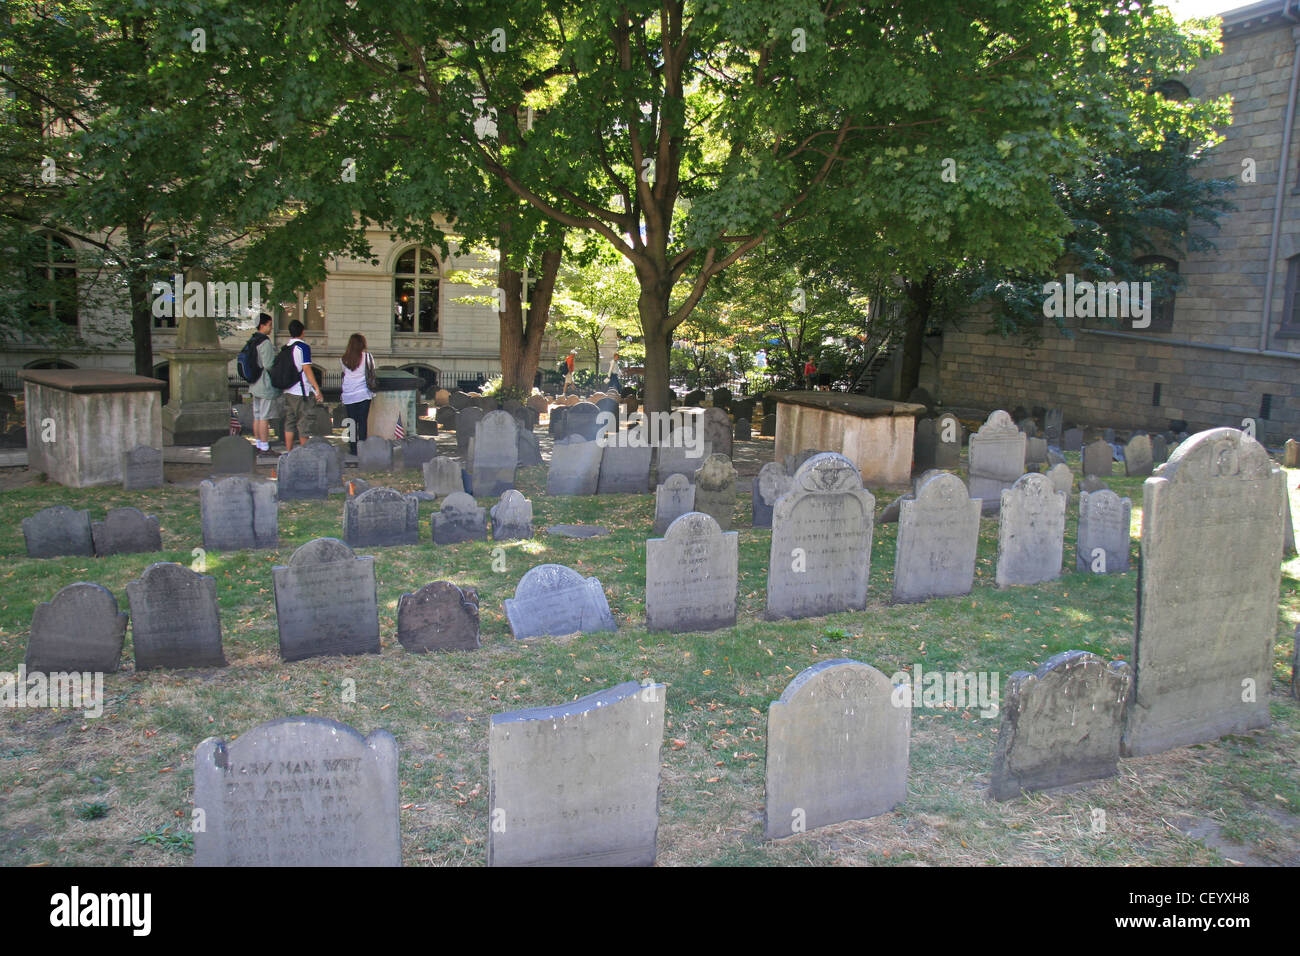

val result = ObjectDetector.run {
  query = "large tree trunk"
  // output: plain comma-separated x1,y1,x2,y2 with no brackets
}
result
497,241,561,395
899,272,935,399
125,222,153,377
637,281,673,412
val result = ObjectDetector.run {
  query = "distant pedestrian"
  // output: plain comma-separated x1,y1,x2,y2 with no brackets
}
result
562,350,577,396
246,313,279,453
803,358,817,390
340,333,376,455
607,351,622,392
280,319,322,451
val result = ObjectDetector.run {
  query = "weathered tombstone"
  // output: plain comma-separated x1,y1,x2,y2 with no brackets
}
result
423,456,465,497
782,447,823,475
121,445,163,490
211,435,256,474
1102,427,1116,443
653,473,696,536
276,443,331,500
712,386,733,410
683,388,706,406
766,453,874,620
517,426,543,467
356,436,394,473
91,507,162,556
307,403,333,438
1151,433,1169,464
1076,488,1132,574
654,442,711,484
734,418,751,441
1080,474,1108,493
488,681,664,866
431,491,487,545
752,461,792,529
448,390,472,410
396,581,480,652
645,512,738,633
26,582,126,673
343,487,420,547
435,405,458,431
547,405,567,436
193,716,399,866
526,393,548,415
1025,436,1048,469
764,660,908,839
504,564,617,640
1123,433,1154,477
1046,462,1074,496
1082,438,1113,478
934,413,963,469
968,410,1026,502
1124,428,1284,756
346,478,371,497
490,489,533,541
1284,479,1297,557
399,437,439,472
22,505,93,558
272,538,380,662
760,413,777,437
995,472,1066,588
472,410,519,496
1018,418,1039,438
304,437,344,493
546,435,603,495
893,472,980,604
455,406,484,456
701,407,733,459
1285,438,1300,468
991,651,1132,801
200,476,278,551
561,401,603,442
1062,427,1084,453
127,562,225,670
692,453,737,531
596,443,652,494
1044,408,1064,443
912,417,938,472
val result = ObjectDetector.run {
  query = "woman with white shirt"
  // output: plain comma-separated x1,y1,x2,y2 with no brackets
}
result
340,333,376,454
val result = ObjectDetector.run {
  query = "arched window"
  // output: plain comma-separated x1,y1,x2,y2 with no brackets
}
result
27,231,77,328
1135,256,1178,333
1155,80,1190,101
393,247,439,335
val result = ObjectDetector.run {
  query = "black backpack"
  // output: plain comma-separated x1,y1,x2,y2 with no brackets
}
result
235,332,267,384
268,342,306,391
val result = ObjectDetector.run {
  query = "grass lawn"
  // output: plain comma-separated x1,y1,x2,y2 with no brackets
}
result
0,449,1297,866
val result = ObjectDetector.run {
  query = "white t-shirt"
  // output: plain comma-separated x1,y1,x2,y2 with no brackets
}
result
284,339,313,397
341,352,374,404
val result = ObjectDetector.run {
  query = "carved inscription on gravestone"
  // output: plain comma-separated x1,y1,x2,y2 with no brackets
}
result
272,538,380,662
646,512,738,633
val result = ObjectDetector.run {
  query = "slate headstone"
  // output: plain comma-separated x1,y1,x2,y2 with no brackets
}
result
200,476,278,551
546,435,603,495
127,562,225,670
653,473,696,536
423,456,465,497
272,538,380,662
893,472,980,604
1062,428,1084,453
1076,488,1132,574
1123,433,1154,477
504,564,616,640
1082,439,1113,478
760,413,777,437
22,505,93,559
193,717,399,866
597,444,653,494
26,582,126,673
654,442,712,484
934,413,963,469
692,453,737,531
304,437,344,493
431,491,487,545
211,435,256,474
1080,474,1108,493
734,418,751,441
277,444,331,500
455,407,484,455
645,512,738,633
1151,433,1169,464
490,489,533,541
752,461,792,529
472,410,519,496
91,507,162,556
436,405,458,430
764,660,908,839
1025,436,1048,469
995,472,1066,587
448,390,472,410
357,436,394,473
1044,408,1064,443
396,581,480,652
399,437,439,472
343,487,420,547
517,426,543,467
121,445,163,490
968,410,1026,502
701,407,733,459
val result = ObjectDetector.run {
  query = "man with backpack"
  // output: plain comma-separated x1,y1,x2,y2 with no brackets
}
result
238,314,279,454
270,318,323,452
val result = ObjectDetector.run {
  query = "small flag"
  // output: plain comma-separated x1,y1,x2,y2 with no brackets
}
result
394,414,404,441
229,406,241,435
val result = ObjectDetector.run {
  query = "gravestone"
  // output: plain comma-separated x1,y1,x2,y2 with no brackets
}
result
200,477,278,551
734,418,751,441
653,473,696,536
121,445,163,490
423,456,465,497
396,581,480,652
1076,488,1132,574
712,386,733,410
995,473,1066,588
597,444,653,494
517,427,543,467
304,437,344,493
91,507,162,556
527,393,548,415
1102,427,1116,443
967,410,1026,502
893,472,980,604
357,436,394,473
766,453,875,620
760,413,777,437
692,453,737,531
307,404,333,438
343,487,420,547
346,478,371,497
127,562,225,670
490,489,533,541
1062,427,1084,453
431,491,487,545
455,407,484,455
1080,474,1108,493
211,435,256,474
22,505,93,558
1046,462,1074,496
193,717,399,866
488,681,664,866
26,582,127,673
1285,438,1300,468
1044,408,1064,442
436,405,458,431
472,410,519,496
272,538,380,662
1018,418,1039,438
504,564,616,640
1124,433,1154,477
1025,436,1048,469
912,417,938,472
277,443,331,500
562,401,603,442
1082,439,1113,478
701,407,733,459
1151,433,1169,464
906,386,935,412
645,512,738,633
764,660,908,839
752,461,792,529
546,435,602,496
399,437,439,472
991,651,1132,801
547,405,567,436
1124,428,1283,756
448,390,472,410
782,447,824,475
654,442,712,484
934,413,963,469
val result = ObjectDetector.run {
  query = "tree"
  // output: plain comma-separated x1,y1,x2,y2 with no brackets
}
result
549,243,641,375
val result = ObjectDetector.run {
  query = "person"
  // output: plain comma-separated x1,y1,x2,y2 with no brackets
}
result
282,319,323,452
340,332,375,455
247,313,279,454
562,349,577,396
607,351,622,392
803,357,817,390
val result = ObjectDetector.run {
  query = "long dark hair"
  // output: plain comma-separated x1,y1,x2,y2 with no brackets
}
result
342,333,367,371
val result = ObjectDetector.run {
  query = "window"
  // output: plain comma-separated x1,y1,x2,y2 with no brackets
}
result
393,247,439,334
1280,254,1300,334
1134,256,1178,333
27,231,77,327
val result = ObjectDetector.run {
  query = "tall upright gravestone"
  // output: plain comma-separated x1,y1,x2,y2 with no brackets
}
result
127,562,226,670
343,487,420,547
766,453,874,620
967,410,1025,502
472,410,519,496
893,472,981,604
692,454,737,531
194,717,400,866
653,473,696,536
995,473,1066,588
200,476,278,551
1124,428,1284,756
645,512,738,633
26,582,127,674
277,443,332,500
1076,488,1131,574
272,538,380,662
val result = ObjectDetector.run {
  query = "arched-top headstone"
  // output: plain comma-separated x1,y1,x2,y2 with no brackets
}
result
968,410,1026,501
490,489,533,541
893,471,980,604
504,564,616,640
127,562,225,670
693,453,738,530
290,536,356,566
211,435,256,475
91,506,162,556
22,505,93,558
431,491,487,544
995,472,1066,587
752,461,793,528
273,538,379,662
397,581,480,652
26,582,127,673
646,511,738,633
343,486,420,547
